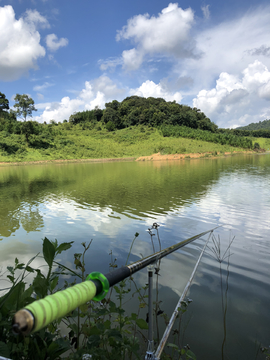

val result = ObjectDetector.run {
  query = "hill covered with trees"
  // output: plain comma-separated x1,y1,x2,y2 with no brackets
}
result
0,93,266,162
69,96,218,132
68,96,254,148
67,96,268,143
236,119,270,131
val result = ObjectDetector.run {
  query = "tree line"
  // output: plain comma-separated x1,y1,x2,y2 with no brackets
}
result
219,127,270,139
161,125,253,149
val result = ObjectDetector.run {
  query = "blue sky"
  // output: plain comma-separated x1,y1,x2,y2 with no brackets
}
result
1,0,270,128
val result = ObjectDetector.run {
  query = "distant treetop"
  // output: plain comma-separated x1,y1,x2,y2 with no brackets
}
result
0,92,9,112
13,94,37,121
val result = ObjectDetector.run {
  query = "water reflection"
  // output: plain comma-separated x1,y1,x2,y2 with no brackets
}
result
0,158,224,238
0,153,269,360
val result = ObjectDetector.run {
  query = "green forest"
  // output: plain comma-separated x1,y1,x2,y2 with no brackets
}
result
0,92,268,162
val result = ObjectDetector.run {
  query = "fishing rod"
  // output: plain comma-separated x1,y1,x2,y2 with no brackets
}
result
12,227,218,336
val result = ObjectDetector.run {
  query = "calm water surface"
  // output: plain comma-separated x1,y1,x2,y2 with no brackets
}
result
0,154,269,359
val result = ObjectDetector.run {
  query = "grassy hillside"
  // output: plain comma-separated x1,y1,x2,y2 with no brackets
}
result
0,124,265,163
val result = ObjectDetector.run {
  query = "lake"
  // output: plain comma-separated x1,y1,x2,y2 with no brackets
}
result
0,153,269,359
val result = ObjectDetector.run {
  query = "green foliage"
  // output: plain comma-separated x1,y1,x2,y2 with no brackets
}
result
0,92,15,124
105,120,116,132
0,92,9,112
161,125,253,149
0,248,71,360
166,343,197,359
13,94,37,121
0,94,266,163
260,346,270,360
100,96,217,132
0,123,256,163
66,96,218,132
220,127,270,139
0,111,261,163
0,94,263,163
21,121,37,143
254,142,260,150
69,108,103,125
249,129,270,138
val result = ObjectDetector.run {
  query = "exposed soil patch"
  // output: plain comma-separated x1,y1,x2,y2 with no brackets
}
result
136,151,254,162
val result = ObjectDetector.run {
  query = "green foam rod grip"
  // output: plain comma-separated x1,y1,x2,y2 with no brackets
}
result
25,280,96,332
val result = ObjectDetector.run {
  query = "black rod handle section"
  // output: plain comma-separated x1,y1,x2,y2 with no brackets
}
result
105,266,131,287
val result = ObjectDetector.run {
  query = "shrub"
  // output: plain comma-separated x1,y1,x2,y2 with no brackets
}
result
253,142,260,150
105,121,116,132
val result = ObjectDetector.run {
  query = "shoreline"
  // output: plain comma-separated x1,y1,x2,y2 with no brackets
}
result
0,157,137,166
0,150,263,166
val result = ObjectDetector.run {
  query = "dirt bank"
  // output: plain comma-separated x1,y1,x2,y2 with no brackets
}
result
136,151,254,161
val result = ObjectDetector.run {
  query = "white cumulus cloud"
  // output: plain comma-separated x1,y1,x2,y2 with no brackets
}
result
182,6,270,92
46,33,68,52
0,5,46,81
34,76,125,123
116,3,196,70
131,80,182,102
39,96,84,123
122,48,144,71
193,60,270,128
34,75,184,123
242,60,270,92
